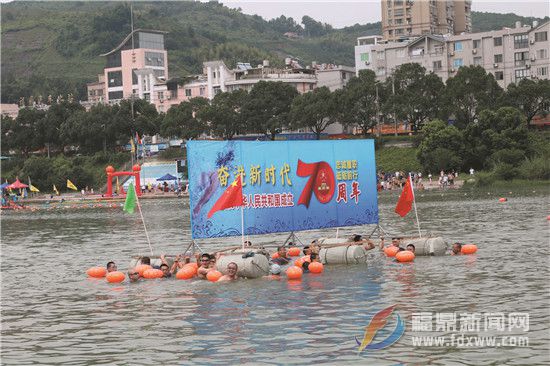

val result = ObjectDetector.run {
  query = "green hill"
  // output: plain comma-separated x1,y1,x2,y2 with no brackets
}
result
1,1,547,103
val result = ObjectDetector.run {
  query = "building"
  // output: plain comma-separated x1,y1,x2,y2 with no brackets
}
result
87,29,168,104
0,104,19,119
382,0,471,41
86,74,105,104
355,21,550,88
315,64,356,91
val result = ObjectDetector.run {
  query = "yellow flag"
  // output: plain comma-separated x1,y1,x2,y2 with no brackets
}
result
130,137,136,154
53,185,59,195
116,177,120,194
67,179,78,191
30,184,40,193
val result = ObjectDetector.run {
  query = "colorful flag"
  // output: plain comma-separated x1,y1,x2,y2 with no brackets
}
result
130,137,136,154
123,182,137,214
116,176,120,194
207,175,243,218
29,184,40,193
53,184,59,195
135,132,142,144
395,175,414,217
67,179,78,191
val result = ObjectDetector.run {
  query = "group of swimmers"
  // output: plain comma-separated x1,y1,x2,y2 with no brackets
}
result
104,236,467,283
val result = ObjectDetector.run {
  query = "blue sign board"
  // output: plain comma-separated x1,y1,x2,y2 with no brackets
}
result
188,140,378,239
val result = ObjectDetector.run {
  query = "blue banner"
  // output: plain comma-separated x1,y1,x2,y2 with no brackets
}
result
188,140,378,239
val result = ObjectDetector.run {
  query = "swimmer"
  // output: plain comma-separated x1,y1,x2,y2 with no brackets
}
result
197,253,212,279
272,246,290,265
159,263,171,278
263,264,282,280
451,242,463,255
406,244,416,254
128,270,140,282
310,253,320,263
302,261,310,273
302,245,311,256
106,261,117,273
218,262,238,282
364,240,376,251
244,240,252,247
140,256,151,266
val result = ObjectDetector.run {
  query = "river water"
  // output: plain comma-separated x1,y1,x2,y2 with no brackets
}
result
1,187,549,365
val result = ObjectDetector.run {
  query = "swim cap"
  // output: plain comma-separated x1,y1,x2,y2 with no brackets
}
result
270,264,281,275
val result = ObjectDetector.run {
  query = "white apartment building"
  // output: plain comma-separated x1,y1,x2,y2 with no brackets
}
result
355,21,550,88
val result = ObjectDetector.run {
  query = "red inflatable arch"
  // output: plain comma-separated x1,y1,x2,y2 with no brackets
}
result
105,165,142,197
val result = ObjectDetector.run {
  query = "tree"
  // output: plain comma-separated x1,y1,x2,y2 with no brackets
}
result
341,70,384,136
118,99,160,137
199,91,248,140
385,63,445,132
463,107,530,170
417,120,465,173
504,79,550,127
242,81,298,140
268,15,302,34
290,86,340,140
301,16,332,37
161,98,209,140
444,65,503,129
6,108,45,157
40,101,85,156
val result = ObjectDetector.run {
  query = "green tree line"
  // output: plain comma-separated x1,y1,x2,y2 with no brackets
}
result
2,64,549,189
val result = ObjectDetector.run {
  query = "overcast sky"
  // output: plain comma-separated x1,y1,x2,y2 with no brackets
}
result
218,0,550,28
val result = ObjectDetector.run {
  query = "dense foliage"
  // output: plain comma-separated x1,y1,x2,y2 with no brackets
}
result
2,1,546,102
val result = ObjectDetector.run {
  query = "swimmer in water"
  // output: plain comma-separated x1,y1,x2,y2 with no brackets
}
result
272,246,290,265
263,264,282,280
197,253,213,279
128,270,140,282
106,261,117,273
451,242,463,255
218,262,238,282
406,244,415,254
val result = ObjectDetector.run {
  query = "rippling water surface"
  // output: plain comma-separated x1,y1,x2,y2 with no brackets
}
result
1,188,549,365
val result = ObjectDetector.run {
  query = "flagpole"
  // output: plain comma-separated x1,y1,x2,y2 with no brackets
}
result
134,183,154,255
241,205,245,251
409,173,422,238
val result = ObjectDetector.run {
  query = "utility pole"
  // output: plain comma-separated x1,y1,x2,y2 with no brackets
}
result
392,77,398,136
375,84,381,138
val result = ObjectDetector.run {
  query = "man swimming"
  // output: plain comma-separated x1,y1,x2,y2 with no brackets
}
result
106,261,117,273
218,262,238,282
406,244,416,254
272,246,290,265
197,253,213,279
451,243,463,255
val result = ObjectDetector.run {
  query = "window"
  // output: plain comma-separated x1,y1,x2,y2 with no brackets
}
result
494,71,504,80
108,91,123,100
200,87,205,96
474,57,482,66
537,67,548,76
473,39,481,49
376,67,386,76
132,69,138,85
514,51,529,67
537,49,548,59
454,41,463,51
494,54,503,63
342,72,347,80
453,58,464,68
515,68,528,82
158,91,164,100
153,69,165,78
395,28,404,35
185,89,192,97
493,37,502,46
360,53,369,62
377,51,385,60
433,60,442,70
138,32,164,50
394,8,404,16
107,71,122,87
396,18,403,24
514,34,528,49
535,31,548,42
144,93,150,102
309,84,314,90
145,52,164,67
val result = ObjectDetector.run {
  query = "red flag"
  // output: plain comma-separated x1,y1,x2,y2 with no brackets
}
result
207,175,243,218
395,175,414,217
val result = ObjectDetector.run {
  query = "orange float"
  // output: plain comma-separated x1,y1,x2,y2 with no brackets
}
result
183,262,198,275
384,246,400,257
498,198,507,202
86,266,107,278
135,264,152,276
461,244,478,255
176,266,196,280
271,252,280,259
287,247,301,257
294,258,304,267
286,266,303,280
308,262,324,273
395,251,415,262
301,255,311,263
143,268,163,279
106,271,125,283
207,270,223,282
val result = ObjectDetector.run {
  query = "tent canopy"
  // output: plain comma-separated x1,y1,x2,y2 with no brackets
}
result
8,179,28,189
0,182,10,190
156,173,178,181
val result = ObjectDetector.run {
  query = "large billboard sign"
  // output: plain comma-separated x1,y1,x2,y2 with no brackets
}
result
188,140,378,239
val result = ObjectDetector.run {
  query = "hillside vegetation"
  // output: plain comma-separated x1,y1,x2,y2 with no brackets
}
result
1,1,547,103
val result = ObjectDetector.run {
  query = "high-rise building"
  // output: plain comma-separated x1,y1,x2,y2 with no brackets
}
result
381,0,472,41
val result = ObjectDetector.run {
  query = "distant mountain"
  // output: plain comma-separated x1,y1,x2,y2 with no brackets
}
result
1,1,547,103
